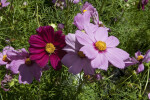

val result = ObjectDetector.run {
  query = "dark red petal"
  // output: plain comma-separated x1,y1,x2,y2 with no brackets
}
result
37,26,54,43
50,54,61,70
36,54,49,67
29,47,45,54
30,52,46,60
29,35,46,48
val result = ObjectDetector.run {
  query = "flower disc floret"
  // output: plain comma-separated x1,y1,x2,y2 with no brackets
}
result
45,43,55,54
137,55,144,61
2,55,9,62
95,41,106,51
83,10,87,13
78,51,85,58
25,58,32,66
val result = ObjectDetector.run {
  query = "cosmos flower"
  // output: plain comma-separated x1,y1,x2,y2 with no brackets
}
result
7,48,45,84
75,26,129,70
125,50,150,73
58,23,64,30
0,46,14,69
0,0,10,9
81,2,99,25
1,74,13,91
62,33,94,75
142,0,149,10
29,26,66,70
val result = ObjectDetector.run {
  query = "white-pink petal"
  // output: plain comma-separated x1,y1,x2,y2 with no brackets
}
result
105,36,119,47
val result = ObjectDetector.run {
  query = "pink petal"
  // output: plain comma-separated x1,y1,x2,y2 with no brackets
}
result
94,27,108,42
136,63,144,73
105,36,119,47
91,54,108,70
61,53,79,68
18,64,34,84
2,2,10,7
104,48,125,69
135,51,141,58
63,46,76,53
80,45,98,59
143,50,150,63
107,48,129,60
36,54,49,67
68,59,85,75
75,30,93,45
65,33,76,49
9,60,25,74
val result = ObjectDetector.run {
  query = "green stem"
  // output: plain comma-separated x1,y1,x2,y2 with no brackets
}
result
36,3,40,27
142,64,150,95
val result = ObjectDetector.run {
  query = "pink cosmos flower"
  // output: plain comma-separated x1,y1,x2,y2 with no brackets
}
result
0,0,10,9
81,2,99,25
7,48,46,84
75,26,129,70
1,74,13,91
0,46,14,69
29,26,66,70
125,50,150,73
148,93,150,99
61,34,94,75
74,11,98,32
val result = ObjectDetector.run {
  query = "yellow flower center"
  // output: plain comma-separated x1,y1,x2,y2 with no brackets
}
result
81,30,85,33
137,55,144,61
0,2,2,6
25,58,32,66
2,55,9,62
78,51,85,58
95,41,106,51
83,10,87,13
45,43,55,54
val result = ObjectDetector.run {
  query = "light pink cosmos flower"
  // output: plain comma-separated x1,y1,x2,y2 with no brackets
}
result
7,48,48,84
148,93,150,99
75,26,129,70
0,46,14,69
62,34,94,75
125,50,150,73
0,0,10,9
74,11,98,33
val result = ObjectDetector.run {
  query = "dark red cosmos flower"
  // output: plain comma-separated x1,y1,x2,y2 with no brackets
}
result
29,26,66,70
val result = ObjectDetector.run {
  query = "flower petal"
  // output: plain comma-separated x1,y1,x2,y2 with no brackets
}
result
61,53,79,68
18,64,34,84
83,59,95,75
94,27,108,42
91,54,108,70
75,30,93,45
143,50,150,63
50,54,61,70
105,48,125,69
80,45,98,59
30,52,46,60
36,54,49,67
9,60,25,74
136,63,144,73
135,51,141,58
68,59,84,75
29,47,45,54
105,36,119,47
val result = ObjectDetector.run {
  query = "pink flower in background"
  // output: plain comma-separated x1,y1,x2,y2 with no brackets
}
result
1,74,13,91
125,50,150,73
0,0,10,9
29,26,66,70
142,0,149,10
0,46,14,69
76,26,129,70
7,48,45,84
148,93,150,99
62,34,94,75
81,2,99,25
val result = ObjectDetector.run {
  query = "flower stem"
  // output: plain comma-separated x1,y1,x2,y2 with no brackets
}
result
36,3,40,27
142,64,150,95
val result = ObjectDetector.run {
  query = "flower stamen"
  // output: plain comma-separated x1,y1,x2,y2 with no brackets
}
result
45,43,55,54
95,41,106,51
2,55,9,62
137,55,144,61
78,51,85,58
25,58,32,66
83,10,87,13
